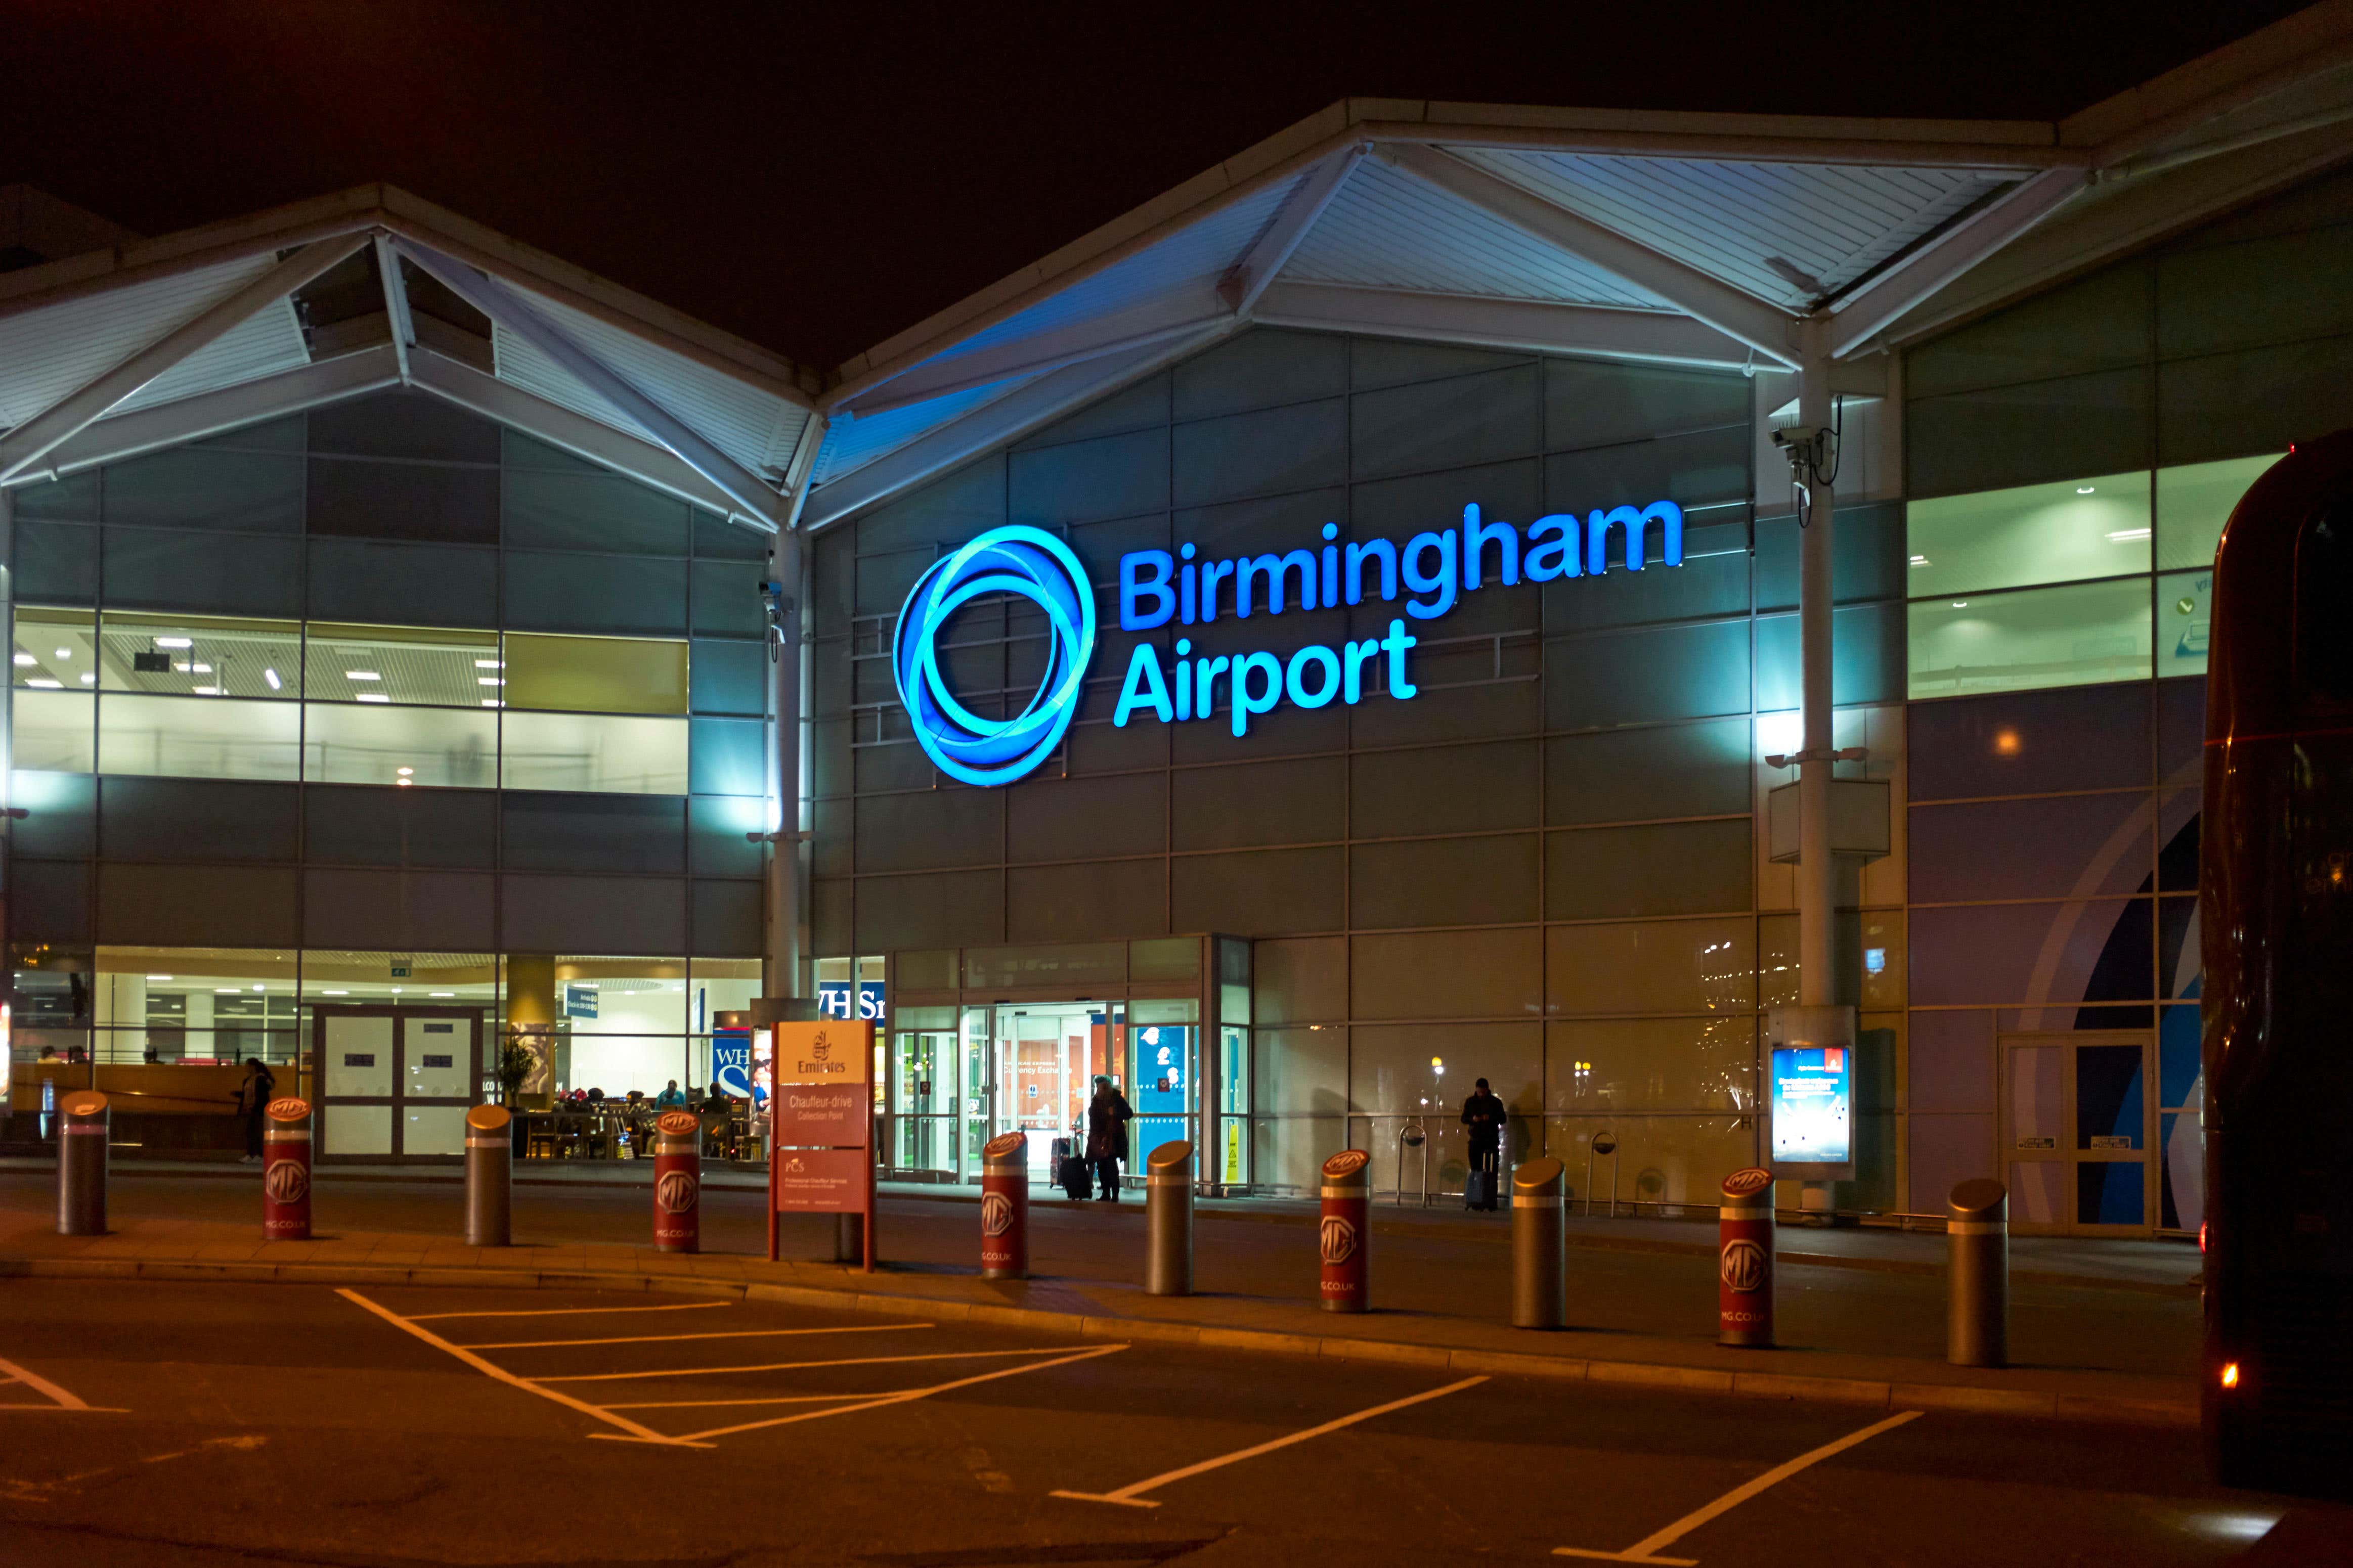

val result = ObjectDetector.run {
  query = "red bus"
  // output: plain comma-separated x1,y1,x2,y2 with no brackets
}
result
2201,429,2353,1491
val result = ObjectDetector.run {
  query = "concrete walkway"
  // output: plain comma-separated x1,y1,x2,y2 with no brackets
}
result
0,1166,2200,1428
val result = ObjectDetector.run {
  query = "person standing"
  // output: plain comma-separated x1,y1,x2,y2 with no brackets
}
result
236,1057,277,1164
1460,1077,1507,1212
1084,1074,1134,1201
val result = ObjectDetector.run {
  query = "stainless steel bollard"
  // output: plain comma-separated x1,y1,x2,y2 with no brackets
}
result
1146,1140,1194,1296
1947,1178,2009,1368
1511,1156,1567,1329
464,1103,513,1247
56,1091,109,1236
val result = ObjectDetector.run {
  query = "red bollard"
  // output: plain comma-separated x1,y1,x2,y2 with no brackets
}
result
1718,1166,1775,1348
653,1110,702,1254
1319,1148,1371,1313
262,1096,313,1241
981,1131,1028,1279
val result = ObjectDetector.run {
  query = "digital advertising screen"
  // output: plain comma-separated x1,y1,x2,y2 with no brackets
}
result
1769,1045,1851,1168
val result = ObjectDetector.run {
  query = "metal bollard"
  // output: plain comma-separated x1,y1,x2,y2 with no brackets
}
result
980,1130,1028,1280
1319,1148,1371,1313
1947,1178,2009,1368
653,1109,702,1254
1146,1140,1194,1296
834,1213,865,1265
1717,1166,1775,1348
464,1103,513,1247
56,1091,109,1237
1511,1156,1568,1329
262,1097,313,1241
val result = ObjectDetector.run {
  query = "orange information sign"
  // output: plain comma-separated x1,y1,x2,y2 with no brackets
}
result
767,1018,878,1272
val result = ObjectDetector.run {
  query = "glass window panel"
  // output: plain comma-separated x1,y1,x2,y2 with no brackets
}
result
303,702,497,789
1252,936,1343,1025
505,632,688,714
301,951,498,1007
1546,916,1755,1015
961,942,1126,992
98,694,300,781
303,623,501,707
1350,1021,1542,1114
12,690,95,773
13,606,98,697
1543,1114,1757,1211
99,611,301,699
1907,578,2152,699
98,945,300,1066
1905,471,2151,597
1545,1016,1756,1112
1253,1113,1345,1194
2156,568,2211,679
1547,820,1751,920
325,1105,394,1155
1351,929,1541,1020
500,711,688,794
2156,453,2280,571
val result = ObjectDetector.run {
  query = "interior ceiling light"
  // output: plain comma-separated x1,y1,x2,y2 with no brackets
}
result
2108,528,2151,542
396,767,414,776
2077,486,2096,494
345,670,381,681
79,674,95,685
357,693,391,704
477,677,504,686
52,648,69,660
1952,601,1969,609
264,668,281,690
11,653,33,666
191,663,212,674
322,989,348,996
155,637,192,649
481,698,501,707
429,991,455,997
193,685,220,695
24,678,61,689
147,974,173,980
474,659,503,669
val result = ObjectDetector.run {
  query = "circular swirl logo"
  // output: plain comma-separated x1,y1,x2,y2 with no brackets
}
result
892,525,1096,787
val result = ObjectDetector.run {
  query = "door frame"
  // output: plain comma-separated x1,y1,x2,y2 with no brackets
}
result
1997,1028,2157,1236
314,1005,485,1162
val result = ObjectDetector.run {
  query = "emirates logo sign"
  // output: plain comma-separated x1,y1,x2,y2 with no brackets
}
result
810,1037,831,1062
981,1192,1014,1237
1720,1238,1767,1292
656,1171,699,1215
1320,1215,1358,1267
263,1159,309,1206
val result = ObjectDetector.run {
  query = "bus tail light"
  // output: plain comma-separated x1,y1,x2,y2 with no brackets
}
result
2221,1361,2241,1389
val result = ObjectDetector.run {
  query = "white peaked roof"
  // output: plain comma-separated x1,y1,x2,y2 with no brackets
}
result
0,186,822,535
805,0,2353,528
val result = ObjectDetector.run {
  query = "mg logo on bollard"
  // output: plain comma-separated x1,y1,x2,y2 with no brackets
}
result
1320,1214,1358,1266
265,1096,308,1121
656,1171,699,1215
981,1192,1014,1236
1720,1238,1767,1292
264,1159,309,1206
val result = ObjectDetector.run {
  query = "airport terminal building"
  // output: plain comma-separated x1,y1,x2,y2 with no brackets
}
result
7,12,2353,1235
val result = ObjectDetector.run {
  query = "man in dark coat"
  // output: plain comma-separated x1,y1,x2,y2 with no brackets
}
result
236,1057,277,1164
1084,1074,1134,1201
1460,1077,1507,1211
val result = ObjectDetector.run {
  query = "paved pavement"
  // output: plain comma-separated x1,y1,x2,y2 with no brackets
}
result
1,1277,2342,1566
0,1167,2199,1425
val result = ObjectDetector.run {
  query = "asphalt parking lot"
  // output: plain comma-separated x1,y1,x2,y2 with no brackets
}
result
2,1278,2342,1565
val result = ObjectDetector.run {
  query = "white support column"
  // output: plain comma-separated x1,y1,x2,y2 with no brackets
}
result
764,526,805,1003
1796,315,1836,1009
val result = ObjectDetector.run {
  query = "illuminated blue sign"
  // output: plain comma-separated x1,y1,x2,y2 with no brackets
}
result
892,525,1095,786
816,980,885,1022
893,501,1680,785
1769,1044,1851,1166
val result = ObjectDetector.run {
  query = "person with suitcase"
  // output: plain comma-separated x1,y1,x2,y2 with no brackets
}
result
1085,1074,1134,1202
1460,1077,1506,1212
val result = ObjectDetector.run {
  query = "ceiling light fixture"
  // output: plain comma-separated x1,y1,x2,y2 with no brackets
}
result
474,659,503,669
155,637,192,649
345,671,381,681
322,989,349,996
24,678,61,689
396,767,414,776
79,673,95,685
52,648,69,660
357,693,391,704
2077,486,2096,494
2107,528,2151,542
481,698,501,708
264,668,281,690
12,653,32,666
477,677,504,686
147,974,173,980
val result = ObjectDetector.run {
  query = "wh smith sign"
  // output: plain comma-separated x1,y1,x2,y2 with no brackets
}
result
893,500,1683,786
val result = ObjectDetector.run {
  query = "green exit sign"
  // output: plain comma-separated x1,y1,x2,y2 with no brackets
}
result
390,964,411,979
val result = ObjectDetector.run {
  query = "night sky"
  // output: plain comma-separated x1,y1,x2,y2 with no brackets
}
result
2,2,2310,376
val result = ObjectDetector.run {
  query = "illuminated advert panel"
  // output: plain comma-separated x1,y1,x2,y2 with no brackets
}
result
893,499,1684,786
1765,1004,1856,1181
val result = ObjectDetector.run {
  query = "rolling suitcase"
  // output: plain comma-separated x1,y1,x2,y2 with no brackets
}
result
1052,1136,1090,1202
1464,1164,1497,1212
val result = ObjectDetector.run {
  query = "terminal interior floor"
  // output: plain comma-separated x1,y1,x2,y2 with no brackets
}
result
1,1276,2343,1566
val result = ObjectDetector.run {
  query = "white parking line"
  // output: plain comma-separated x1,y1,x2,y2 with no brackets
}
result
657,1344,1130,1444
0,1356,125,1414
1053,1375,1488,1509
1552,1409,1925,1565
338,1288,709,1449
539,1343,1103,1385
405,1301,730,1322
462,1323,928,1351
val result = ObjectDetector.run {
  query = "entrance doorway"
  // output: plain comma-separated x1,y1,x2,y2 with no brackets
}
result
1999,1030,2156,1235
315,1005,485,1160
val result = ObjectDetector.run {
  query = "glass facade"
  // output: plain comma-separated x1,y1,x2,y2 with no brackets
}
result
5,393,771,1133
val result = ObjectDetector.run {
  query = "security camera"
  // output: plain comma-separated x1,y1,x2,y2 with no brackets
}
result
1770,426,1826,449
